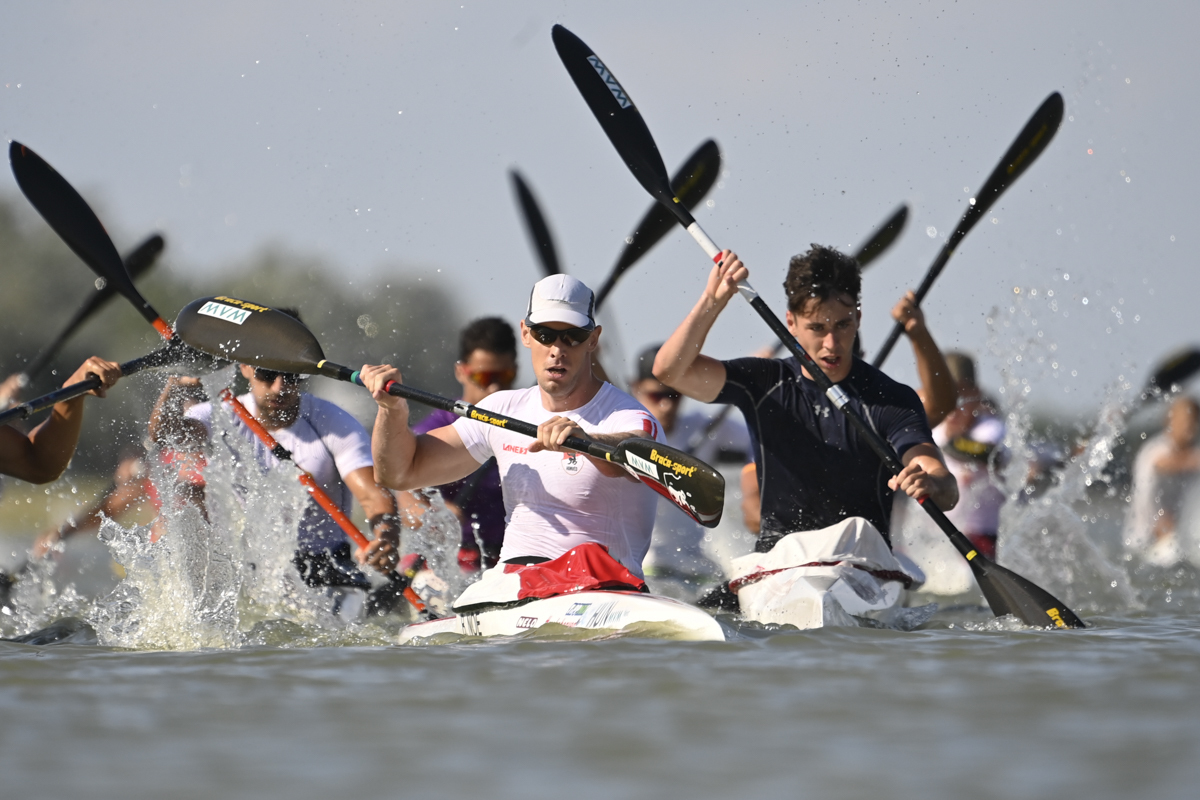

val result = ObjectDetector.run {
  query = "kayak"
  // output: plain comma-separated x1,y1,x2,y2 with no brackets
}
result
729,517,931,630
398,590,726,643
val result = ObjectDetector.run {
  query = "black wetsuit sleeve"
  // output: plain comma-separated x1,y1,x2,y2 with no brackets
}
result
875,383,935,458
714,358,779,408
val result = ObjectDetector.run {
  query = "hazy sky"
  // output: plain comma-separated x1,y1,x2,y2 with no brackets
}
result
3,1,1198,415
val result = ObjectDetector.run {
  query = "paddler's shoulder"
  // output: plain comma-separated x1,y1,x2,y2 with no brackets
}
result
845,358,924,407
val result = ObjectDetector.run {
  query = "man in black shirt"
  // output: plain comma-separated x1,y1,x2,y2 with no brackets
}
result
654,245,957,552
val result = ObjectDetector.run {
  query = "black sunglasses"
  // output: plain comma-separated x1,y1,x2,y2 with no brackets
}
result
253,368,301,385
526,323,593,348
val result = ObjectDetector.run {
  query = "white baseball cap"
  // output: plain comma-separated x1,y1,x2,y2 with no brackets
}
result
524,274,596,330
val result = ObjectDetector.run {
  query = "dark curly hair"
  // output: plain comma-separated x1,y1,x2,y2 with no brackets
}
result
459,316,517,362
783,245,861,314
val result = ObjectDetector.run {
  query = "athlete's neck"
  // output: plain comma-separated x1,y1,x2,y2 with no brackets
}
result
539,371,604,414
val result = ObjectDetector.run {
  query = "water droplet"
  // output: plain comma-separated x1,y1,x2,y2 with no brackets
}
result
1082,297,1089,305
94,277,107,291
1063,273,1070,281
925,226,937,238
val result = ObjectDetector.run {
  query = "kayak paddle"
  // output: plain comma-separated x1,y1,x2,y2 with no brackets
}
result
596,138,721,310
511,139,721,307
551,24,1083,628
22,233,166,382
10,142,174,341
0,339,196,427
218,389,433,619
174,295,727,528
871,93,1064,368
510,170,563,277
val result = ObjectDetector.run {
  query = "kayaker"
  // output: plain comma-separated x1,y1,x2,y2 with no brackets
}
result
149,319,405,605
1124,395,1200,565
0,357,122,484
361,274,665,579
932,352,1007,559
399,316,518,573
629,343,749,583
654,246,958,553
739,287,959,534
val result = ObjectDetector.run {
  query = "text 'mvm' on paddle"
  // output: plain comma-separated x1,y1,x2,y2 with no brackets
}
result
175,296,726,528
552,24,1083,628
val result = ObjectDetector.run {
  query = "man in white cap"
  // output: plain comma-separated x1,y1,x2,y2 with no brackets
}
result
359,275,665,579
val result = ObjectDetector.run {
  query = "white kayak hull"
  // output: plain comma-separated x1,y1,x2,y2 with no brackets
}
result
398,591,726,644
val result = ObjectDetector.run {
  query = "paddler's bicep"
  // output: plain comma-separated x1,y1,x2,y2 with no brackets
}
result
666,354,727,404
399,425,481,491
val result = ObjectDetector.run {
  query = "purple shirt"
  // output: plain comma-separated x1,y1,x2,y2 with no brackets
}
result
413,407,505,553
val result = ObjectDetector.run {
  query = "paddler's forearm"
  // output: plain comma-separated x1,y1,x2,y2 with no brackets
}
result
906,322,956,428
654,291,722,387
371,401,417,490
19,397,87,484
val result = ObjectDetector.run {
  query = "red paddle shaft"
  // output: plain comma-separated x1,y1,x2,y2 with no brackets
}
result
217,388,427,615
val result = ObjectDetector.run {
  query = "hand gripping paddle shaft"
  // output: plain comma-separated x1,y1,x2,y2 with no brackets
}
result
871,93,1064,368
218,389,429,617
174,295,726,528
552,24,1082,628
685,203,909,454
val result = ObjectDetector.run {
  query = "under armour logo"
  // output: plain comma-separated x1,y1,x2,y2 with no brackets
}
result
813,403,831,419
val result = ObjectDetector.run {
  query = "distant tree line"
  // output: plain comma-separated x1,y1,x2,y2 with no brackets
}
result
0,194,463,478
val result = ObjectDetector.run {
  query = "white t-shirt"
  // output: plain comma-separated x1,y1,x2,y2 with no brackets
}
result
186,393,374,550
451,382,664,578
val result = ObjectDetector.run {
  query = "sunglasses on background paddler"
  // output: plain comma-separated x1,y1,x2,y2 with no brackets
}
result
252,368,301,385
463,367,517,389
525,323,594,348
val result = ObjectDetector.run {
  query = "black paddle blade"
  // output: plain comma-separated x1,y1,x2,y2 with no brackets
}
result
510,170,563,277
963,92,1064,231
9,142,162,328
552,26,687,225
851,204,908,269
25,233,167,380
597,139,722,309
1144,348,1200,396
972,556,1086,629
124,233,166,281
614,438,725,528
175,296,326,374
872,93,1065,368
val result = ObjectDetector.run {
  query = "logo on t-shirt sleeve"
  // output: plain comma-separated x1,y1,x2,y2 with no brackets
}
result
641,417,660,440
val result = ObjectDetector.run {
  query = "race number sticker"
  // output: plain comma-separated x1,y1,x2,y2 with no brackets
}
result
197,301,251,325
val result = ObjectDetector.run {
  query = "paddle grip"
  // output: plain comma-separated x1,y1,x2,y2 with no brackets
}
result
0,344,179,426
337,361,608,458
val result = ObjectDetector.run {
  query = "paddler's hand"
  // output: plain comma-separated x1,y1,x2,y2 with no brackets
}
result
356,529,400,574
63,356,122,398
529,415,587,453
888,449,959,511
704,250,749,311
891,290,927,336
360,364,409,415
